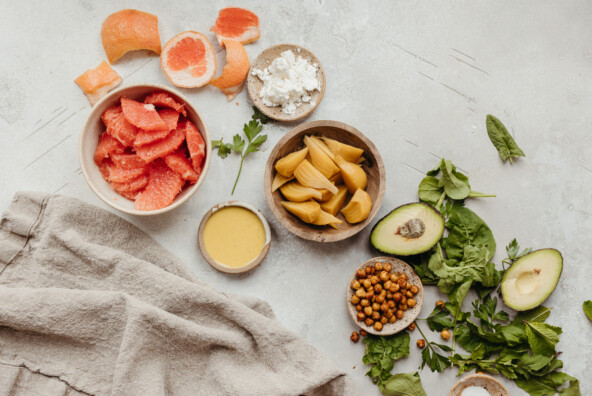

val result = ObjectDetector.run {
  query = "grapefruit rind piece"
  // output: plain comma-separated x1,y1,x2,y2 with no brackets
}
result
101,9,161,64
74,60,122,105
135,126,186,162
121,97,167,131
209,40,250,101
144,92,187,116
160,31,217,88
135,159,185,211
210,7,260,46
183,120,206,170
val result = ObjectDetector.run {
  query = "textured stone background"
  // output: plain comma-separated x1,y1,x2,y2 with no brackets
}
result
1,1,591,394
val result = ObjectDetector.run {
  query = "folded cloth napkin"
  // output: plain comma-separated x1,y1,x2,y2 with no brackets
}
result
0,192,355,396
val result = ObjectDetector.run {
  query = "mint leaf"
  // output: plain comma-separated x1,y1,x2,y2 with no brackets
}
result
486,114,525,164
584,300,592,322
382,372,427,396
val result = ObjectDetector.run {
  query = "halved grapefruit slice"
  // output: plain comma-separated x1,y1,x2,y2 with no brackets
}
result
94,132,125,165
74,60,122,105
121,97,167,131
144,92,187,116
164,151,200,183
160,31,216,88
135,126,185,162
101,9,161,64
211,7,260,46
135,159,185,211
101,105,139,146
183,120,206,170
134,109,180,146
209,40,250,101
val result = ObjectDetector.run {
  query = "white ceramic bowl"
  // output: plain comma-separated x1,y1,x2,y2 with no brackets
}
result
78,83,211,215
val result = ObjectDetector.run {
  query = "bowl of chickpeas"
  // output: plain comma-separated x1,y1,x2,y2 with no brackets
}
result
347,257,423,335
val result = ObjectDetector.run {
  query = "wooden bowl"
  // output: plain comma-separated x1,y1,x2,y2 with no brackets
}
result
346,257,423,335
264,120,385,242
197,201,271,274
449,373,509,396
79,83,211,216
247,44,326,122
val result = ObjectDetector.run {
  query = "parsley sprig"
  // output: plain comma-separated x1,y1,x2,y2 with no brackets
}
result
212,108,269,194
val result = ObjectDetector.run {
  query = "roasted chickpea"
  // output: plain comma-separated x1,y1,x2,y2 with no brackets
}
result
407,298,417,308
393,292,403,302
390,273,399,282
374,321,383,331
408,322,416,331
384,263,392,272
360,298,370,307
372,302,381,311
356,269,366,279
365,265,373,275
388,315,397,324
351,295,360,305
375,294,385,304
364,306,373,316
362,279,372,289
417,339,426,348
384,280,392,291
370,275,380,285
406,291,414,298
374,262,383,271
350,331,360,343
385,310,394,318
395,310,404,319
355,304,363,311
405,281,412,290
379,271,390,282
380,303,389,312
374,284,383,293
359,329,367,336
371,311,381,320
399,303,408,311
356,312,365,321
398,278,407,288
365,290,375,300
410,285,419,294
400,296,407,305
441,329,452,341
351,280,361,290
390,283,400,293
399,273,407,281
381,316,388,325
436,300,445,309
365,318,374,327
386,291,393,299
387,300,396,309
355,288,366,298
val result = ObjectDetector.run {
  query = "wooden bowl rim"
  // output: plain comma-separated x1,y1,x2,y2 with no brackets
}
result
264,120,386,242
449,373,509,396
197,201,271,274
247,43,326,122
346,257,424,335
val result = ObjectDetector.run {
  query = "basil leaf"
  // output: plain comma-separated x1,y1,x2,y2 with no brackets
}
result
418,176,444,206
485,114,525,164
382,372,427,396
583,300,592,322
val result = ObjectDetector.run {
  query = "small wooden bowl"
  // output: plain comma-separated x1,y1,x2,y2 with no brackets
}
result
449,374,509,396
264,120,385,243
346,257,423,335
197,201,271,274
247,44,326,122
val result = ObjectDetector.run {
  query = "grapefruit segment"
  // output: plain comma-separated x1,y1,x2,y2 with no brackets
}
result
101,9,161,64
211,7,260,46
111,174,149,193
135,126,185,162
183,120,206,170
94,132,125,165
209,40,250,101
110,153,146,168
164,151,200,183
135,159,185,211
134,109,180,146
107,164,148,183
160,31,216,88
121,97,167,131
101,105,139,146
144,92,187,116
74,60,122,105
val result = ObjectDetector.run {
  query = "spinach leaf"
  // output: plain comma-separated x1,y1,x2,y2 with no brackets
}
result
418,176,444,206
362,332,410,389
382,372,427,396
524,321,562,356
583,300,592,322
444,206,496,261
439,159,471,200
485,114,525,164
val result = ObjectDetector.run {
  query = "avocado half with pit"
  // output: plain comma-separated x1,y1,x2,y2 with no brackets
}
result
501,249,563,311
370,202,444,256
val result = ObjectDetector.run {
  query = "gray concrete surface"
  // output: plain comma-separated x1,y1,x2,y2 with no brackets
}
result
1,1,591,394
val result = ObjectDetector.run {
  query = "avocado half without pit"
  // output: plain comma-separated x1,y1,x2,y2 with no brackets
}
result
501,249,563,311
370,202,445,256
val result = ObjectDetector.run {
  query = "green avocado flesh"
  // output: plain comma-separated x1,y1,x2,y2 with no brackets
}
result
370,202,444,256
501,249,563,311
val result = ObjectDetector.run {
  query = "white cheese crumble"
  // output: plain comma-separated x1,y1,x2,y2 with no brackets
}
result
252,50,320,115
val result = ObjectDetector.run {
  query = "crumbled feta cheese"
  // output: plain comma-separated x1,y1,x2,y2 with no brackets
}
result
252,50,319,115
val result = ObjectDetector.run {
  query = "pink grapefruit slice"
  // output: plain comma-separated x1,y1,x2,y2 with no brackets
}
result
160,31,216,88
144,92,187,116
164,151,200,183
134,108,180,147
121,97,167,131
101,105,139,147
183,120,206,171
135,126,185,162
135,159,185,211
94,132,125,165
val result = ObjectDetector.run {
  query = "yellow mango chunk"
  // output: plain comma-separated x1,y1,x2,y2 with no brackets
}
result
275,147,309,178
281,200,321,223
294,159,338,194
320,185,349,215
304,135,340,178
272,173,294,192
281,182,323,202
334,155,367,194
341,188,372,224
321,137,364,163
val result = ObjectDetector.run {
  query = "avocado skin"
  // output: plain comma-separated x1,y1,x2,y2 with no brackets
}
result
369,202,444,256
500,248,563,311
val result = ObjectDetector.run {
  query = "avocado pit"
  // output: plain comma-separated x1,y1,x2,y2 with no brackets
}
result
396,218,426,239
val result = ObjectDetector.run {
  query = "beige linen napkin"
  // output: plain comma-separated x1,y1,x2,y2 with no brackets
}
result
0,192,355,396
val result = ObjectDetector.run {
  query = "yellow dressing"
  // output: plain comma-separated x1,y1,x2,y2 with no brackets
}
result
203,206,266,268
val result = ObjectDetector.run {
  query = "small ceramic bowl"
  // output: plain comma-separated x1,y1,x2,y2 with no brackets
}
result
79,83,211,215
449,373,509,396
347,257,423,335
197,201,271,274
247,44,326,122
264,120,385,243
